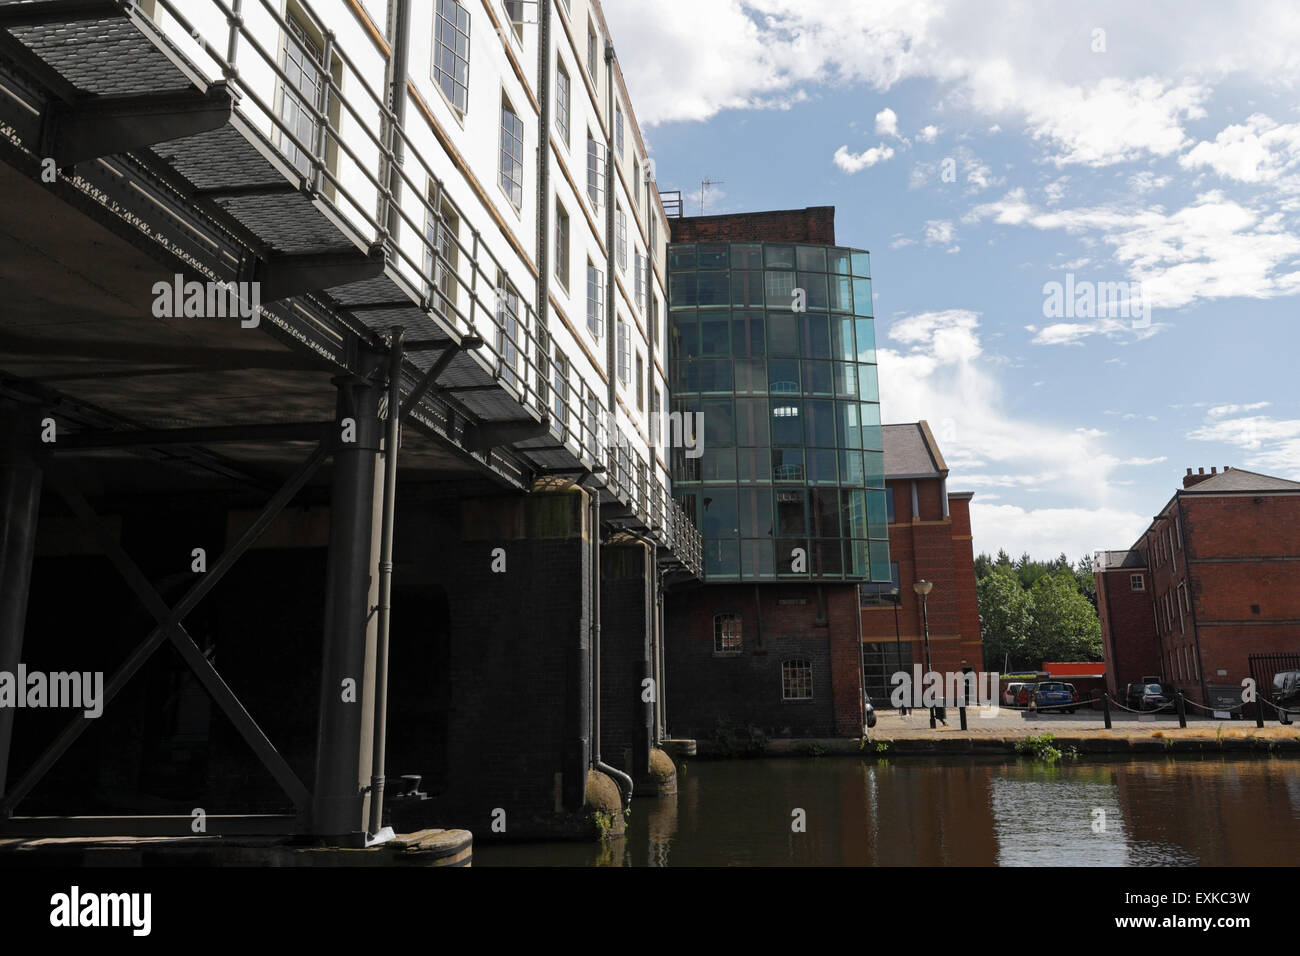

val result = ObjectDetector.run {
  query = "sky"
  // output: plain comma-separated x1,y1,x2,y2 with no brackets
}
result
603,0,1300,562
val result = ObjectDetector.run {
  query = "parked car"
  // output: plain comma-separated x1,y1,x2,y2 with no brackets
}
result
1015,683,1036,707
1003,682,1028,707
1032,681,1079,713
864,691,877,729
1127,682,1172,712
1272,670,1300,720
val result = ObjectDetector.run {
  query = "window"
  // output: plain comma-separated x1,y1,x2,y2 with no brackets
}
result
495,270,522,389
586,261,604,338
554,200,570,290
633,159,641,210
636,352,644,411
885,487,896,524
555,60,571,145
615,103,624,158
650,291,658,348
552,352,568,431
1130,573,1145,592
651,386,661,445
714,613,742,653
586,135,605,209
276,15,326,178
423,193,459,314
617,317,630,383
587,21,598,79
616,205,627,272
782,659,813,700
503,0,526,41
859,561,900,606
499,97,524,208
635,252,646,313
433,0,471,114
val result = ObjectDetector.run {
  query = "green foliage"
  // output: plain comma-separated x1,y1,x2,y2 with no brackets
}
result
875,740,891,753
807,742,828,757
1014,733,1063,762
976,552,1102,670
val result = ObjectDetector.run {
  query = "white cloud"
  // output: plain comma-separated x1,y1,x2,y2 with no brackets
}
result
924,219,957,247
918,124,939,142
1128,170,1171,193
1180,114,1300,183
1207,401,1271,417
967,189,1300,311
1187,409,1300,477
878,308,1159,555
969,503,1150,560
1030,318,1164,346
876,107,900,137
833,143,895,173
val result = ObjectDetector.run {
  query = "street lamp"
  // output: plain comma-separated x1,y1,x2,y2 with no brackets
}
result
890,587,907,715
913,579,937,728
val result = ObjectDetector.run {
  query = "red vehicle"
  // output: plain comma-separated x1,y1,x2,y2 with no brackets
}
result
1015,683,1036,707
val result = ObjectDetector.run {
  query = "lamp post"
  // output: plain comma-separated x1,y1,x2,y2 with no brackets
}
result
890,587,906,715
914,579,936,729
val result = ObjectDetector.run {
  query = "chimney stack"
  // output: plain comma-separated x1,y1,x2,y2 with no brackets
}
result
1183,466,1219,489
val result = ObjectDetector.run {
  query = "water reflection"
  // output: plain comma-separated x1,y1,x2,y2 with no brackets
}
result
473,756,1300,867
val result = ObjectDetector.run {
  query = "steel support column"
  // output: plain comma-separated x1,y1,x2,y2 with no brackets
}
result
0,405,42,800
311,359,383,842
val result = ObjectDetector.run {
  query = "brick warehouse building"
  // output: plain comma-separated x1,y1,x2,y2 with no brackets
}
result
859,423,982,702
1096,466,1300,706
662,206,892,740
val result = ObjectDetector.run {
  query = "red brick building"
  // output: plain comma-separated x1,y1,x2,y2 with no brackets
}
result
860,422,983,701
1096,466,1300,704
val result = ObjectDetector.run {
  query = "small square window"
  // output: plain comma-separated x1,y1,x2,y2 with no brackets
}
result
714,613,742,653
1130,574,1145,592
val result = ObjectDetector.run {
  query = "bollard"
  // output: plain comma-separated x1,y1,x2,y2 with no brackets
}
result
1256,697,1265,728
959,701,968,731
1103,692,1112,729
1176,690,1186,728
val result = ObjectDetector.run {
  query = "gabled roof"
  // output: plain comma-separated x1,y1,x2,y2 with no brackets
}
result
1182,468,1300,493
882,421,948,479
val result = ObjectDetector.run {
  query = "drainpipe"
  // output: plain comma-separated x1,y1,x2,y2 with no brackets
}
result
604,39,617,414
382,0,411,243
590,490,633,807
656,564,669,741
366,328,403,840
535,0,551,397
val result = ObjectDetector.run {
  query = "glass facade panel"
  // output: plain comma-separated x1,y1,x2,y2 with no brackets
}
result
669,240,888,581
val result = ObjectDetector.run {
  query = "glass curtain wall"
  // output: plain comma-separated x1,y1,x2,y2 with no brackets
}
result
669,241,891,581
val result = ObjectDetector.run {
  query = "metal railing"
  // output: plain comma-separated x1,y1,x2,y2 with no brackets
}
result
128,0,700,567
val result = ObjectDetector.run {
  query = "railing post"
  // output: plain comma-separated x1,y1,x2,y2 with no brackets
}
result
224,0,244,81
1176,689,1187,728
312,29,334,197
1102,691,1112,729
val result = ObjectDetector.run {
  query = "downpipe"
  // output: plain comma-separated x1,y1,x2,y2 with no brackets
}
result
366,327,403,845
590,490,633,809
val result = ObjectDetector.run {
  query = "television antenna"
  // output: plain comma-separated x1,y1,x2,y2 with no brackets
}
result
700,176,724,214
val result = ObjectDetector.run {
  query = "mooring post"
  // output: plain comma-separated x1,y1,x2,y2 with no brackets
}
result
1176,690,1187,728
1102,692,1112,730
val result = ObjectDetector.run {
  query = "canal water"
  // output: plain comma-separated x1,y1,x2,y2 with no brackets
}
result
475,755,1300,866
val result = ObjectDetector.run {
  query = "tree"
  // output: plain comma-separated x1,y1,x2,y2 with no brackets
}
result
977,564,1034,670
1028,570,1103,662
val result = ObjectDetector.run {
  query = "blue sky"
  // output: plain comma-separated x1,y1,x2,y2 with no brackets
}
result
605,0,1300,561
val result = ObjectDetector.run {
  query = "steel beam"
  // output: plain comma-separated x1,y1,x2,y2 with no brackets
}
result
0,0,121,26
56,421,333,450
464,418,551,453
258,245,387,303
40,83,235,169
0,406,43,801
0,814,297,837
311,364,382,842
399,338,482,419
0,444,328,816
